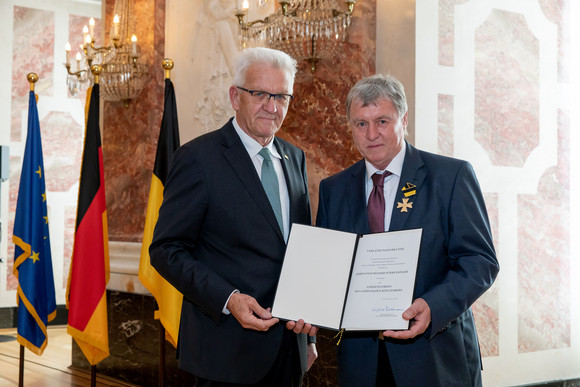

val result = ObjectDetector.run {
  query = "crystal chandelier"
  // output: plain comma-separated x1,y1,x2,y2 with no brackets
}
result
64,0,148,106
235,0,356,73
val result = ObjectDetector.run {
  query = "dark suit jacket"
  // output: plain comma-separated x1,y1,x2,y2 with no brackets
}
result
150,119,312,384
316,141,499,387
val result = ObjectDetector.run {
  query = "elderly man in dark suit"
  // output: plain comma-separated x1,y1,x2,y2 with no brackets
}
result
150,47,317,387
316,74,499,386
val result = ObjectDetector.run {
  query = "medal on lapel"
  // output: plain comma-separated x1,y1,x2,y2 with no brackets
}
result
397,183,416,212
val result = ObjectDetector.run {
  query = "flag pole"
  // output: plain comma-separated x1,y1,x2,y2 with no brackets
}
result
159,320,166,387
158,58,174,387
162,58,173,80
19,345,24,387
18,72,39,387
90,63,103,387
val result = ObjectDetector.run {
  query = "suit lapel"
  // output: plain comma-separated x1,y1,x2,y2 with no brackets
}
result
221,122,284,241
389,142,426,231
274,139,298,226
348,161,370,234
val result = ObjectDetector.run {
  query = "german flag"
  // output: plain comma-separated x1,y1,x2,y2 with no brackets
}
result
66,83,110,365
138,77,182,347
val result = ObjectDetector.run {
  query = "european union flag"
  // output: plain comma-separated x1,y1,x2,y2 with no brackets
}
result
12,90,57,355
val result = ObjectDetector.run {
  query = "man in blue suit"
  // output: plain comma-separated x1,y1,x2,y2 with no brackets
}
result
150,47,317,386
316,74,499,386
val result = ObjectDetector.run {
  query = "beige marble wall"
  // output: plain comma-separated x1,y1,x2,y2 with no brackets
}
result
415,0,580,385
1,0,101,306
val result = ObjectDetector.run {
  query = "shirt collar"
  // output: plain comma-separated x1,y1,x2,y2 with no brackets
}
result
233,117,281,159
364,142,406,181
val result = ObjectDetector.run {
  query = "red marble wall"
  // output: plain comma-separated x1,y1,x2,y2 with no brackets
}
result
102,0,166,242
278,0,376,220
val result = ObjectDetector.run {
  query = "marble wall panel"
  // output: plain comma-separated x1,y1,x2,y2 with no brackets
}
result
40,112,83,193
7,6,56,292
518,107,570,352
102,0,166,242
539,0,569,83
11,6,55,142
434,0,504,360
63,205,76,289
437,93,454,157
474,9,540,168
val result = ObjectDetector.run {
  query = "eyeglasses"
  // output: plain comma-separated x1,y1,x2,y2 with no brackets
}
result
236,86,294,106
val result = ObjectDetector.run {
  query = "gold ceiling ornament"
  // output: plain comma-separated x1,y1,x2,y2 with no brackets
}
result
235,0,356,73
64,0,148,106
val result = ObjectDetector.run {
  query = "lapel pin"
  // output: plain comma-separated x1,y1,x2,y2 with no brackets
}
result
401,182,416,197
397,198,413,213
284,154,289,160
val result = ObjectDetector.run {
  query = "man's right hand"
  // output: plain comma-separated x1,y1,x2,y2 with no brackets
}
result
227,292,279,331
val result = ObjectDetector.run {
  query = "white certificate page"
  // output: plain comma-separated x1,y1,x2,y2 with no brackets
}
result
272,224,359,330
341,228,422,331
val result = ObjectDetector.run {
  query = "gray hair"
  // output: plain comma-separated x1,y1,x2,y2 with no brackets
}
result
233,47,298,94
346,74,408,121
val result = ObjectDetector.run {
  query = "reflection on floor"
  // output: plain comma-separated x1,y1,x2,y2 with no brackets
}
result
0,326,138,387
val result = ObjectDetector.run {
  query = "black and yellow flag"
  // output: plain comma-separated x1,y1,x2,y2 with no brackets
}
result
138,78,182,347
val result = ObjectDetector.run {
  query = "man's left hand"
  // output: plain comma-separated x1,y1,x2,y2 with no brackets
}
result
285,319,318,336
381,298,431,340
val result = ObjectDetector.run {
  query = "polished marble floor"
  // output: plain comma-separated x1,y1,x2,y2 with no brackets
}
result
0,326,138,387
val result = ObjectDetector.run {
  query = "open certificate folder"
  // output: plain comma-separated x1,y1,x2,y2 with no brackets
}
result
272,224,422,331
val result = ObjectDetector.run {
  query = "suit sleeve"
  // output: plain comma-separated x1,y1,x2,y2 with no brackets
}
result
315,179,328,228
420,162,499,338
149,145,235,323
301,151,313,226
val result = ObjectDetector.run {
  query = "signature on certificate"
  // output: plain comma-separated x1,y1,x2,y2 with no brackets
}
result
372,305,404,313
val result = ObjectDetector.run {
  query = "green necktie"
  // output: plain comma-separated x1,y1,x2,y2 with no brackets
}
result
259,148,284,235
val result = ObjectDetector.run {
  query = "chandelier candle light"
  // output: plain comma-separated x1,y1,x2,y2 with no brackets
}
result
235,0,356,73
64,0,148,106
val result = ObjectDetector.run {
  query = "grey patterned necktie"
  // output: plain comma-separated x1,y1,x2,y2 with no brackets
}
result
259,148,284,234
